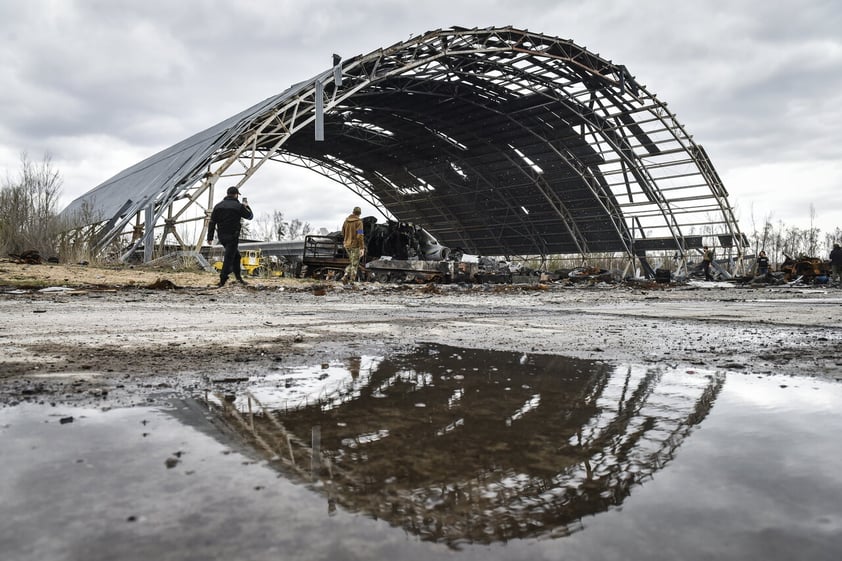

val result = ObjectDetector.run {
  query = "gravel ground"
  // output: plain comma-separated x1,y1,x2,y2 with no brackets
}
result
2,260,841,407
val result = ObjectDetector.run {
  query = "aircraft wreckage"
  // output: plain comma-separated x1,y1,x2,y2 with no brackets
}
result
58,26,746,279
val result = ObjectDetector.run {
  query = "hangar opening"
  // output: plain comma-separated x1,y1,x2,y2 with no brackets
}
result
58,26,746,278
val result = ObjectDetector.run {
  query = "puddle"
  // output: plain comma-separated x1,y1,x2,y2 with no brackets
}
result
2,344,841,560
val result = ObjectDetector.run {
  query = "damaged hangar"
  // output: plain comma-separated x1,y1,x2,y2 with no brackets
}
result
58,26,745,276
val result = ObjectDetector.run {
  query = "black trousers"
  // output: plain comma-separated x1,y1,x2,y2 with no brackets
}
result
220,237,242,281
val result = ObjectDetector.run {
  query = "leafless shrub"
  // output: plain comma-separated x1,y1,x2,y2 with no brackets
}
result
0,153,63,259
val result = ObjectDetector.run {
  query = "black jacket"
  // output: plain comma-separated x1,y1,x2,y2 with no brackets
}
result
207,196,253,242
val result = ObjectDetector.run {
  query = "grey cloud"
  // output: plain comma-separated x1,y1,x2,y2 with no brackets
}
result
3,0,841,231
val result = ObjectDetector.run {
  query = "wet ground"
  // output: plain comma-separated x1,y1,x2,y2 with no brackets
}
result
2,344,842,561
2,276,842,560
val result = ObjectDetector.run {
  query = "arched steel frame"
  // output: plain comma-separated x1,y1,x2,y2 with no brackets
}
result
199,356,725,545
58,26,745,273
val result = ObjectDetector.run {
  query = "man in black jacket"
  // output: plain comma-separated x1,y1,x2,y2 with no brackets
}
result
207,186,254,287
831,243,842,287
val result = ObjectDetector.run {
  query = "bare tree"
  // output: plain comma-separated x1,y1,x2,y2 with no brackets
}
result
760,213,773,254
824,228,842,257
808,203,818,257
0,153,63,258
749,203,759,254
248,213,271,242
284,218,313,240
272,210,286,240
301,221,313,239
239,221,252,240
249,210,286,241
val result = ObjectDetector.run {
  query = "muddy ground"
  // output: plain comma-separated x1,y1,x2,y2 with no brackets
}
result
1,260,841,407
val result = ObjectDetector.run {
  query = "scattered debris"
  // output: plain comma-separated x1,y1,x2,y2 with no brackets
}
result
146,278,180,290
567,266,613,282
421,283,440,294
8,250,43,264
780,254,831,284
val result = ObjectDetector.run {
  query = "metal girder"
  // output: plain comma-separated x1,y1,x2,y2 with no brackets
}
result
59,26,746,269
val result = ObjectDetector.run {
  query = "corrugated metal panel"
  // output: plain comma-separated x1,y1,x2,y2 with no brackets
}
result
58,82,309,228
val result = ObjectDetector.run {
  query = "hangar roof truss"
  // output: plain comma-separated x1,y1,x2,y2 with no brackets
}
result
59,26,744,260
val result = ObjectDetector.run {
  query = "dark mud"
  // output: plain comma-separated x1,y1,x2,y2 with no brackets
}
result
2,281,841,408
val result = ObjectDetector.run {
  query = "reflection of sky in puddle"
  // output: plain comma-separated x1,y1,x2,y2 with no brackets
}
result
2,346,842,560
220,356,384,411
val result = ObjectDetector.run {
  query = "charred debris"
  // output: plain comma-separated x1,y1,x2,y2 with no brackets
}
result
296,218,616,285
31,216,836,290
289,217,837,289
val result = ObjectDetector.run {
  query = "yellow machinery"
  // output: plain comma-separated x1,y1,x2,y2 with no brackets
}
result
213,249,282,277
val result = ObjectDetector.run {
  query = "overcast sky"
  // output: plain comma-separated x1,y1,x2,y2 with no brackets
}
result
2,0,841,237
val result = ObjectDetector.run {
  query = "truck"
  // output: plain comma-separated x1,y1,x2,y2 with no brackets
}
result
299,219,475,283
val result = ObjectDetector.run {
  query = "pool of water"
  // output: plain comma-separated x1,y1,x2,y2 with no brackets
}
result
2,344,841,560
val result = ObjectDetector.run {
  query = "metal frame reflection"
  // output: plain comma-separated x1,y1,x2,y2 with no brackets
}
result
200,345,724,546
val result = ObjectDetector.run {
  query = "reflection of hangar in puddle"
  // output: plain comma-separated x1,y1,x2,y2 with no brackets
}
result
60,26,744,273
203,345,724,546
